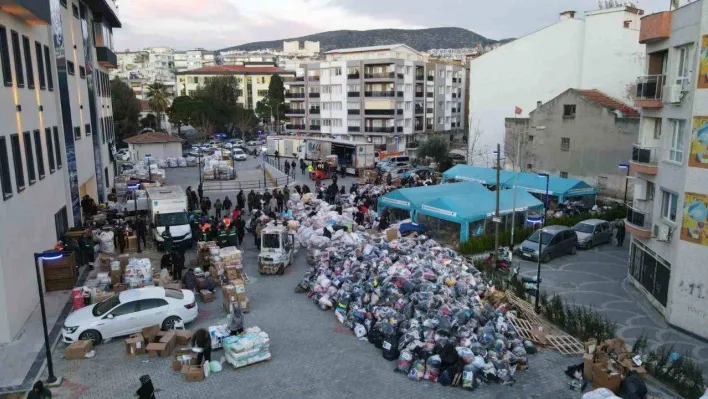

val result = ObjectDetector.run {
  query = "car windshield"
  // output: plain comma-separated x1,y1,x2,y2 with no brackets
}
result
263,233,280,249
157,212,189,227
527,230,554,245
572,223,595,234
233,149,245,155
92,294,120,317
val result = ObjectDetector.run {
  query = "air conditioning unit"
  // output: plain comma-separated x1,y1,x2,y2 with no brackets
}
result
664,84,683,104
653,224,670,242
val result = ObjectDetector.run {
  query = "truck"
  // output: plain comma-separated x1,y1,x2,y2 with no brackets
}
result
266,136,376,175
258,221,296,275
266,137,305,159
146,186,192,250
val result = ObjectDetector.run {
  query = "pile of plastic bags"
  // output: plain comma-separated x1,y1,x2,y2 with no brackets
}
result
123,258,153,287
222,327,271,369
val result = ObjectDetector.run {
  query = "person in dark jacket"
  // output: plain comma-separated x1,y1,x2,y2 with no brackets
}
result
28,381,52,399
290,160,296,178
237,190,245,211
182,268,197,291
616,221,626,247
300,159,306,175
160,252,172,271
223,196,232,214
284,160,290,175
214,199,223,219
135,216,148,251
172,249,185,280
191,328,212,364
228,306,244,335
114,225,126,253
247,190,256,213
235,216,245,247
197,183,204,203
302,184,311,194
205,197,212,216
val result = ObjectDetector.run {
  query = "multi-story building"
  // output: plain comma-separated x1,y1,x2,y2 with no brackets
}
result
283,44,466,153
468,6,646,164
624,0,708,339
113,47,175,100
0,0,120,343
173,48,214,72
283,40,320,57
175,63,294,110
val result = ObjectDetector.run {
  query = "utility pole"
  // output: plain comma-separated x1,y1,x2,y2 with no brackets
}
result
494,143,501,260
510,133,522,246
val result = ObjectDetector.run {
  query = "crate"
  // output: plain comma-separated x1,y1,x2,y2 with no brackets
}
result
43,251,77,292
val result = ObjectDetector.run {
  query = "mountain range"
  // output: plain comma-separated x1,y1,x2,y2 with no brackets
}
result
219,27,511,53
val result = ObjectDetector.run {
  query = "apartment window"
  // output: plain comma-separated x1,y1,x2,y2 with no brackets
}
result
347,102,360,110
405,119,411,128
676,45,692,87
528,135,534,142
332,85,342,95
104,167,109,188
10,31,24,87
405,84,411,94
44,46,53,90
347,119,360,127
560,171,568,178
85,123,91,136
45,128,55,172
563,104,576,118
53,127,62,168
661,190,678,222
72,3,79,18
74,126,81,140
439,71,445,78
23,132,36,185
406,66,411,75
438,86,444,95
0,25,11,86
10,134,24,191
668,119,685,163
561,137,570,151
332,67,341,76
653,118,662,139
322,119,331,127
60,0,67,7
0,137,11,200
646,181,655,201
34,42,46,89
67,61,75,75
437,117,443,124
321,85,331,94
33,130,45,179
192,76,198,84
21,36,34,89
332,119,342,127
405,102,411,111
79,65,85,79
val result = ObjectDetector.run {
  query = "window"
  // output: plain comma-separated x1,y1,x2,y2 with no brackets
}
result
347,119,360,127
646,181,655,200
439,70,445,78
10,134,24,191
347,102,360,110
561,137,570,151
23,131,36,185
21,36,34,89
72,3,79,18
668,119,685,163
137,298,168,311
563,104,576,118
45,128,55,172
405,102,411,111
406,66,411,75
661,190,678,222
79,65,85,79
438,86,444,95
53,127,62,168
528,135,534,142
652,118,662,139
44,46,53,90
60,0,67,7
104,167,109,188
676,45,692,87
526,163,533,170
332,67,341,76
191,76,198,84
0,25,12,86
74,126,81,140
405,119,411,128
0,137,11,200
35,42,45,89
67,61,74,75
332,119,342,127
111,301,138,317
437,117,443,124
85,123,91,136
33,130,45,179
321,85,331,94
560,171,568,178
322,119,331,127
10,31,24,87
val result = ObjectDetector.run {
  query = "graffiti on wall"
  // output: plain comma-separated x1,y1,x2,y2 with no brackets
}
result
680,191,708,246
688,117,708,169
699,35,708,89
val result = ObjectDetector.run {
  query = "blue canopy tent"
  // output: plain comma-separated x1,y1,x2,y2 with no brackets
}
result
501,172,598,203
377,182,489,221
441,164,516,186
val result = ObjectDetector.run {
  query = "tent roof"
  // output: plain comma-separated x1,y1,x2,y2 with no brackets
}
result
379,181,488,210
417,189,544,223
442,164,516,185
503,172,597,197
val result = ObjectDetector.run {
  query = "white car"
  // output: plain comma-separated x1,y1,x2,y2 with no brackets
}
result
233,139,244,146
232,148,248,161
246,140,261,146
223,142,234,149
61,287,197,344
115,149,131,161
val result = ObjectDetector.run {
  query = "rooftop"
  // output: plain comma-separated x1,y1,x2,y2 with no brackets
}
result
575,89,639,118
175,65,292,75
124,131,184,145
324,43,417,54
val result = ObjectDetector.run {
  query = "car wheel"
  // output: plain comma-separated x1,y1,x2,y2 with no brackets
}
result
586,240,593,249
570,246,577,255
79,329,102,345
162,316,181,331
542,253,551,263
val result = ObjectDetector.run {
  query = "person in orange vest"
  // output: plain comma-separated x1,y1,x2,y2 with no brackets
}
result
223,215,231,229
200,221,211,242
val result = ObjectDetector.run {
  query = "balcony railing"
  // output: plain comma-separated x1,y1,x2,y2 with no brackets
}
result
415,74,425,81
365,127,395,133
348,126,360,132
310,125,321,131
347,109,360,115
365,109,395,116
347,73,360,79
308,76,320,81
426,92,433,98
636,75,665,100
285,92,305,99
309,109,320,114
309,92,320,98
294,76,305,81
285,124,306,130
364,91,395,97
406,141,419,149
631,144,659,164
286,109,305,115
626,207,652,230
415,107,424,114
427,76,434,81
364,72,395,79
347,91,360,97
397,109,403,115
415,92,424,98
415,124,424,131
426,108,433,114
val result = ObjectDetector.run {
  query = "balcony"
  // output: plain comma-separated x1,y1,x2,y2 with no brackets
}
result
309,92,320,98
285,92,305,99
427,76,434,81
294,76,305,81
309,108,320,115
96,46,118,69
289,77,305,85
365,109,395,116
347,73,360,79
427,92,433,98
415,92,424,98
426,108,433,114
415,74,425,81
348,126,361,132
635,75,665,108
364,91,396,97
415,124,424,131
365,127,395,133
347,91,360,97
397,91,404,97
625,206,652,239
285,109,306,115
285,124,306,130
639,12,671,44
406,141,419,149
397,126,404,133
308,76,320,82
347,109,360,115
415,106,424,114
310,125,321,131
2,0,51,24
364,72,395,79
630,144,659,175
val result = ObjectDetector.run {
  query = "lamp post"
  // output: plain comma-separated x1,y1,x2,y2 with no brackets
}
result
231,151,235,180
198,148,203,185
534,172,550,312
34,251,64,385
493,144,501,260
618,163,630,205
145,153,152,182
127,183,141,253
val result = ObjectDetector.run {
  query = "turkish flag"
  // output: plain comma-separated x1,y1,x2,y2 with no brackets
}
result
515,106,523,115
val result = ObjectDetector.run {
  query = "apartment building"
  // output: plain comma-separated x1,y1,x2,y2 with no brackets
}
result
0,0,120,344
283,44,465,153
175,63,294,110
113,47,175,100
625,0,708,339
173,48,214,72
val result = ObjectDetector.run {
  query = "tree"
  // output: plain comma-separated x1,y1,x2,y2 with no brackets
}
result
146,82,170,131
260,74,286,133
140,113,157,130
192,76,240,135
234,105,258,140
417,136,452,172
166,95,197,136
110,77,141,142
504,119,535,172
255,99,271,124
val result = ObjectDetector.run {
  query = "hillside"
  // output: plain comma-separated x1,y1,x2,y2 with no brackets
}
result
220,27,501,53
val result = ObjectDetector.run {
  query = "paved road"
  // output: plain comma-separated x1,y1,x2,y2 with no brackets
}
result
515,239,708,371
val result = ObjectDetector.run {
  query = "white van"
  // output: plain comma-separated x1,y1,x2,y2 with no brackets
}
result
146,186,192,249
377,156,410,170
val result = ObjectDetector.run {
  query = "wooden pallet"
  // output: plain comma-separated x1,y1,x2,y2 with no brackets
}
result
506,293,555,332
546,333,584,355
506,315,537,342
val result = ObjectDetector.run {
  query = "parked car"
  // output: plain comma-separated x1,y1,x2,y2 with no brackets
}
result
376,156,411,170
61,287,197,344
381,161,411,173
448,152,466,164
246,140,261,146
233,139,244,146
518,225,577,263
232,148,248,161
223,142,234,149
389,166,413,176
399,166,432,180
572,219,613,249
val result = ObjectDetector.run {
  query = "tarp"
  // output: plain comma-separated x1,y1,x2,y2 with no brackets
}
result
441,164,516,185
501,172,598,199
378,181,489,212
417,189,544,223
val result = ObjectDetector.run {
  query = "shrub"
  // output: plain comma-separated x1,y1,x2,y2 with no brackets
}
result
646,346,706,399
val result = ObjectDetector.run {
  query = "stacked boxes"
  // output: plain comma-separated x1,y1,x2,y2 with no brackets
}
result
197,241,218,269
222,278,248,313
216,247,249,313
65,340,93,360
583,337,647,393
125,325,192,359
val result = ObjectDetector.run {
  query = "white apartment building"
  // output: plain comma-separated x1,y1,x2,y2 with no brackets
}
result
284,44,466,153
468,6,646,164
625,0,708,339
283,40,320,57
0,0,120,344
113,47,175,100
173,48,215,72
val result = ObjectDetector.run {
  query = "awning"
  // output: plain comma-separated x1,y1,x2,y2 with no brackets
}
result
441,164,516,185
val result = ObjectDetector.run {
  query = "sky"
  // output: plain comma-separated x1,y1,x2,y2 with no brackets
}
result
113,0,669,51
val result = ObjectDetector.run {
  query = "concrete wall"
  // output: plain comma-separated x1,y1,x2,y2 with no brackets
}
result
130,142,182,160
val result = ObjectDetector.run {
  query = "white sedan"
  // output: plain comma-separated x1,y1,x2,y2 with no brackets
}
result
61,287,197,344
233,148,248,161
246,140,261,146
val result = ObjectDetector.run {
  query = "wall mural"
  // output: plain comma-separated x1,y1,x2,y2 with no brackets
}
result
681,191,708,246
688,117,708,169
699,35,708,89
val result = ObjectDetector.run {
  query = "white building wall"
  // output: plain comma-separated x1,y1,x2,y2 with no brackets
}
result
130,142,182,160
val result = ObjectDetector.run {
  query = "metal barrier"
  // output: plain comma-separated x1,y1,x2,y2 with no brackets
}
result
203,174,292,192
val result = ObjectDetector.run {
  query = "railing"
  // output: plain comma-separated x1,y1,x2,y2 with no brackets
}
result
636,74,665,100
285,124,306,130
285,92,305,99
406,141,419,149
294,76,305,81
347,126,360,132
308,76,320,81
426,93,433,98
426,108,433,113
364,109,395,116
309,125,321,131
626,206,652,230
364,72,395,79
427,76,434,81
285,109,305,115
631,143,659,164
397,109,403,115
347,109,360,115
397,91,404,97
415,75,425,81
415,107,424,114
415,92,424,98
415,125,424,131
347,91,360,97
309,109,320,114
364,91,396,97
309,92,320,98
347,73,360,79
365,127,395,133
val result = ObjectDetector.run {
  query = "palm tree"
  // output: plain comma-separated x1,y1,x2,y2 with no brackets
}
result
146,82,170,131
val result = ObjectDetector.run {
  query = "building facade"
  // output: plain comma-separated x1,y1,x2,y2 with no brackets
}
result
173,48,214,72
175,64,294,110
625,0,708,339
112,47,176,100
468,6,646,164
504,89,639,199
0,0,120,344
283,44,466,153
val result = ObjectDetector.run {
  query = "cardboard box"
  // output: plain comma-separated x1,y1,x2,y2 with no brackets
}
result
110,269,122,285
146,342,169,358
181,364,191,375
196,277,206,291
385,228,398,242
231,279,245,294
619,359,647,378
127,235,138,250
172,349,197,371
592,362,621,392
159,331,176,353
584,339,598,354
239,296,250,313
236,292,247,303
200,289,214,303
125,336,145,356
118,254,130,272
98,255,112,272
65,340,93,360
174,329,194,346
583,353,594,381
142,325,160,343
186,362,206,382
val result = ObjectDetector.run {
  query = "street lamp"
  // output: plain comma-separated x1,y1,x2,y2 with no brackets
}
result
198,148,203,185
534,172,550,313
618,163,630,204
33,251,64,385
127,183,142,253
145,154,152,182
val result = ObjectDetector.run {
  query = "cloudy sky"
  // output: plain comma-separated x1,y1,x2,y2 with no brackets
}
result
114,0,668,51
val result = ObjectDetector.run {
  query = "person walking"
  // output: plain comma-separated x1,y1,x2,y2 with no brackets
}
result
114,224,126,254
300,159,307,175
223,196,232,214
205,197,212,217
291,160,297,178
616,221,626,247
186,186,194,212
283,186,290,204
236,216,245,248
237,190,245,211
214,199,223,219
197,183,204,203
247,190,256,213
276,190,284,213
284,161,290,176
161,225,174,253
173,248,185,280
255,221,263,250
136,216,148,252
